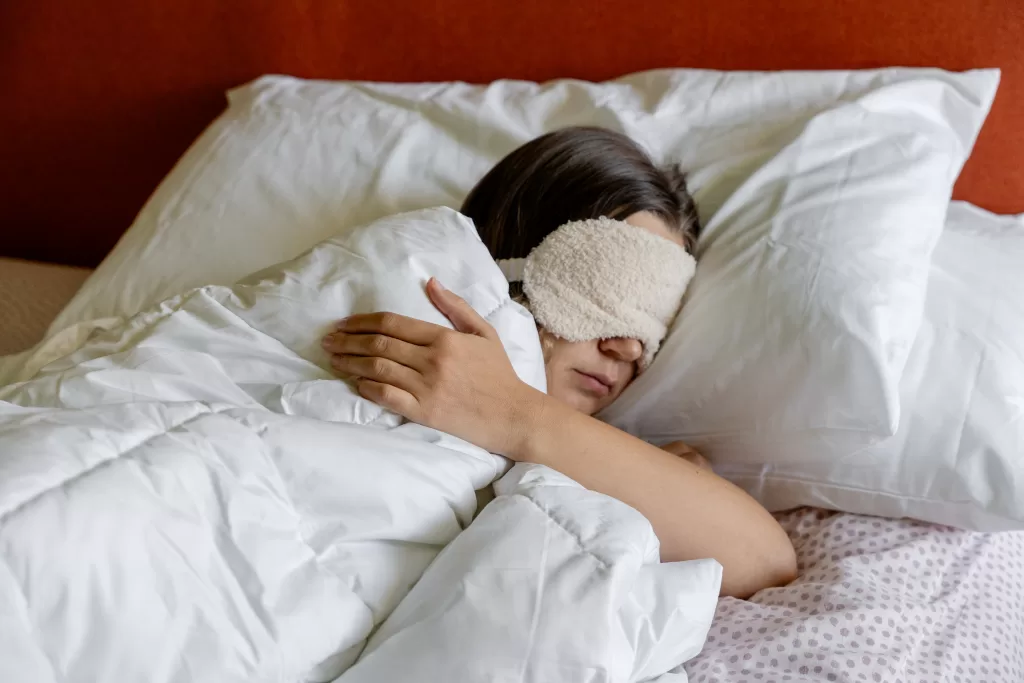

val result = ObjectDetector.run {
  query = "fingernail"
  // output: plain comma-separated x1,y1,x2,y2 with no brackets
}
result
432,278,447,291
334,318,349,330
321,334,334,347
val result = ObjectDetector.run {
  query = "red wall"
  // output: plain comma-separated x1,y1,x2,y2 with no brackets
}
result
2,1,1021,266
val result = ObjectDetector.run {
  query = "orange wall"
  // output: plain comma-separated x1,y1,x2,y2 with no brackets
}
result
2,1,1021,266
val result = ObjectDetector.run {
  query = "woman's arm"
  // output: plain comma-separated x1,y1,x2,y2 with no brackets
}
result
322,279,796,598
509,393,797,598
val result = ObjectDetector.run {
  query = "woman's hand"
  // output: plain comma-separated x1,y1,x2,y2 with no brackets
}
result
321,278,540,455
661,441,711,470
323,281,797,597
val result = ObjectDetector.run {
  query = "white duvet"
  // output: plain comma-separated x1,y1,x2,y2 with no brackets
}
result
0,208,721,683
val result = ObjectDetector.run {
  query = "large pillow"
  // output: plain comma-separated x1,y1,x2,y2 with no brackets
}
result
686,201,1021,531
45,68,998,482
51,69,996,334
603,73,996,460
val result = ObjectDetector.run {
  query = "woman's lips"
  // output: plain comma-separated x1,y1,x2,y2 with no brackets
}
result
574,370,613,397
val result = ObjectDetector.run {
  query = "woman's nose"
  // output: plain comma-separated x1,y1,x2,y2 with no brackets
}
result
598,337,644,363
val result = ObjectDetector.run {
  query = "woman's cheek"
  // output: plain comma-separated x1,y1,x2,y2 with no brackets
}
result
545,370,577,408
544,364,557,397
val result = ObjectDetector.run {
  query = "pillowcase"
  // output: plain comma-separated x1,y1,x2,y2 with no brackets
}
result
600,72,998,459
50,69,996,335
45,69,998,512
696,201,1022,531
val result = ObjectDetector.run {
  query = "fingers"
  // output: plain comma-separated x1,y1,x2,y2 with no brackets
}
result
661,441,711,468
322,331,429,372
660,440,692,457
329,354,423,394
332,279,498,344
681,450,711,470
355,379,419,418
336,312,445,346
426,278,497,340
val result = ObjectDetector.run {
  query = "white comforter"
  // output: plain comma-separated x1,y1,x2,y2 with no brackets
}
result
0,208,721,683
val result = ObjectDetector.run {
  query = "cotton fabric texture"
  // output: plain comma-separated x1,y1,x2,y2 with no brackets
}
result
0,208,721,682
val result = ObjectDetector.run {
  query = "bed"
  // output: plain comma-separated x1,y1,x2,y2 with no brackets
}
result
0,258,91,357
688,508,1024,682
2,3,1023,682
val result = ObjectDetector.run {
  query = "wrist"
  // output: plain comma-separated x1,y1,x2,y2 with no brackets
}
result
502,383,551,462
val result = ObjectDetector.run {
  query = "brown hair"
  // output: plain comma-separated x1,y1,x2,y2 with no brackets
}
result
460,126,701,260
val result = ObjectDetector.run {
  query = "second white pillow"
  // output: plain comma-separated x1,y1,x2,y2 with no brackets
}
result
603,72,999,465
695,202,1024,530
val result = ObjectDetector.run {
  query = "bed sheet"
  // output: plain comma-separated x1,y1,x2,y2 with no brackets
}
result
683,508,1024,682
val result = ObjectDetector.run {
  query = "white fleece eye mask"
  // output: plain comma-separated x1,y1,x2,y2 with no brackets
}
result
497,216,697,369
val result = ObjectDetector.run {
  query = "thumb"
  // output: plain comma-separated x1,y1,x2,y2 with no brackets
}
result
426,278,496,339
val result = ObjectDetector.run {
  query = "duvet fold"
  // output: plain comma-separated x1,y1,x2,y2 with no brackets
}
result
0,208,720,682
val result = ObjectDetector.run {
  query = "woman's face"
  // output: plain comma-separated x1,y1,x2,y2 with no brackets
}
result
541,211,684,415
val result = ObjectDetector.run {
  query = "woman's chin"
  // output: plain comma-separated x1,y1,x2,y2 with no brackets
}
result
564,391,605,416
548,381,611,416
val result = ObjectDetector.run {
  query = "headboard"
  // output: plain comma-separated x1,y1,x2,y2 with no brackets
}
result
3,1,1022,267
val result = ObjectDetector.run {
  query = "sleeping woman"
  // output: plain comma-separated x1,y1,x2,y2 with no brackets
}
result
321,126,797,598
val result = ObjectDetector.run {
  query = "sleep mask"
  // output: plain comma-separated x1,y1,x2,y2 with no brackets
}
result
497,216,696,369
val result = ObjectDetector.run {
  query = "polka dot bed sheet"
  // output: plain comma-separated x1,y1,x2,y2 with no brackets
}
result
681,508,1024,683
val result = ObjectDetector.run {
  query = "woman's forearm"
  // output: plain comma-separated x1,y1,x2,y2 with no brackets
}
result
511,390,797,598
322,297,796,597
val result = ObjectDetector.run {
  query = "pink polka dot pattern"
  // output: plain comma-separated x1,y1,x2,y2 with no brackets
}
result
682,508,1024,682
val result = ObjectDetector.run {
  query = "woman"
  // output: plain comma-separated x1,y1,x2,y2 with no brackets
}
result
321,127,797,599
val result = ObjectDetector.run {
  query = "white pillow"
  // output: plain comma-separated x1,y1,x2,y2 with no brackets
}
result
46,69,998,506
51,69,996,336
601,73,998,456
696,201,1023,530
